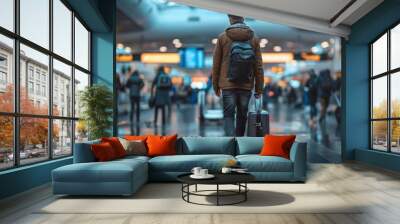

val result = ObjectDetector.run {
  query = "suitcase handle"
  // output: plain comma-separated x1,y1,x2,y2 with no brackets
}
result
254,97,262,112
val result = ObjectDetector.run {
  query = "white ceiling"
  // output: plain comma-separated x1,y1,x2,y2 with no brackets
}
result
116,0,384,52
172,0,384,37
227,0,353,22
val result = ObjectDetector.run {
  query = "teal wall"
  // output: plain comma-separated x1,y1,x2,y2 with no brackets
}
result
344,0,400,170
0,158,72,199
0,0,116,200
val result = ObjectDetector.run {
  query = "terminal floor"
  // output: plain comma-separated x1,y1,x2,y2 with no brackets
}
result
117,103,341,163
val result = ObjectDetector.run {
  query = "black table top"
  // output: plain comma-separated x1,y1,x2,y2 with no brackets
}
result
177,172,255,185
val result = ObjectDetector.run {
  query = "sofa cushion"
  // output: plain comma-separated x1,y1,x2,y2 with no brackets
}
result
178,137,235,155
91,142,118,161
53,158,147,183
236,155,293,172
101,137,127,158
260,135,296,159
147,135,177,157
119,138,147,156
149,154,235,172
236,137,263,155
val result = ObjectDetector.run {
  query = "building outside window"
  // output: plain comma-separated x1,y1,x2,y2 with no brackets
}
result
0,0,91,170
370,23,400,154
28,81,34,94
28,66,34,80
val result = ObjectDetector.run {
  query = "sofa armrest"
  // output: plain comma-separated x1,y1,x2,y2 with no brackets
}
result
289,142,307,181
73,140,100,163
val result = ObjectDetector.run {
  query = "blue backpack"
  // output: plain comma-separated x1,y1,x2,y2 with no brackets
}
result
228,40,256,83
156,74,171,89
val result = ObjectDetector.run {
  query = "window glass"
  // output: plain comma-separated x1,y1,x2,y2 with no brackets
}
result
0,116,14,170
74,69,89,118
74,18,89,70
391,24,400,70
53,59,72,117
20,0,49,49
391,72,400,118
391,120,400,153
20,44,49,115
75,120,88,143
0,35,14,112
372,33,387,76
372,76,387,119
0,0,14,31
20,117,49,165
53,119,72,157
53,0,72,60
372,121,388,151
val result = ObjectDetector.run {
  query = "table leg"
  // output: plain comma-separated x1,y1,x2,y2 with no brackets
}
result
217,184,219,206
245,183,247,201
195,184,198,192
187,184,190,202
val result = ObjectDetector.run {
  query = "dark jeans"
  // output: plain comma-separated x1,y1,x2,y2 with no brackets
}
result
130,97,140,123
222,89,251,136
130,97,140,132
154,105,166,126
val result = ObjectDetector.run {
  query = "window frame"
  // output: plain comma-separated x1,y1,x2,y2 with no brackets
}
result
370,20,400,154
0,0,92,171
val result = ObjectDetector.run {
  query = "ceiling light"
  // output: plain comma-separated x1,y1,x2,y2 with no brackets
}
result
321,41,330,48
311,46,323,54
273,46,282,52
212,38,218,45
260,43,266,48
174,42,182,48
160,46,168,52
260,38,268,45
124,47,131,52
172,39,180,45
117,43,124,49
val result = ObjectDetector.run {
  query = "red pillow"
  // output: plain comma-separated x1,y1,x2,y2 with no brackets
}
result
260,135,296,159
146,134,177,157
91,142,117,161
124,135,148,141
101,137,126,158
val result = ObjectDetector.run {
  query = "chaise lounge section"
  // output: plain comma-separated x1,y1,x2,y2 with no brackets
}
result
52,136,307,196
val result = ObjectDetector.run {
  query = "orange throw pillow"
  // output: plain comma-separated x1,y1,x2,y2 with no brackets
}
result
91,142,117,162
101,137,126,158
260,135,296,159
146,134,177,157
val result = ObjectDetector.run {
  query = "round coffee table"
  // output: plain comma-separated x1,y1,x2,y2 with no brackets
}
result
177,173,255,206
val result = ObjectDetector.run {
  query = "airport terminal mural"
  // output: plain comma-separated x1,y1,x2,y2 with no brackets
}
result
115,1,342,163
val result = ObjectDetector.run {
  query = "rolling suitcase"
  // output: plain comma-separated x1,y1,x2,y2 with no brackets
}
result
247,97,269,137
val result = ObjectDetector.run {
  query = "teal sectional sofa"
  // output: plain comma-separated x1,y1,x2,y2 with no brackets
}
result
52,137,307,196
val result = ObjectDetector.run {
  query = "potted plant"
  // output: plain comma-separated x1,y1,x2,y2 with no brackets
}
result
79,84,113,140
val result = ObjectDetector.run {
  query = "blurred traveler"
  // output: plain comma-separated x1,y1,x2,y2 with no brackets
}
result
212,14,264,136
126,70,144,132
318,69,333,123
305,70,318,126
152,66,172,126
333,72,342,125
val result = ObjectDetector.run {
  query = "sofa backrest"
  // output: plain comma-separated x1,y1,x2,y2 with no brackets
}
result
177,137,236,155
73,139,100,163
235,137,264,155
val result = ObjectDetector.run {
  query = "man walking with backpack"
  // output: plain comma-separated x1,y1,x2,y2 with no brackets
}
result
212,14,264,136
126,70,145,133
152,66,172,127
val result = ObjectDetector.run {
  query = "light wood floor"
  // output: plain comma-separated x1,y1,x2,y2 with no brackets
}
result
1,162,400,224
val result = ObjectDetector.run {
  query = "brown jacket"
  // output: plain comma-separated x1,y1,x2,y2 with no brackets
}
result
212,23,264,95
